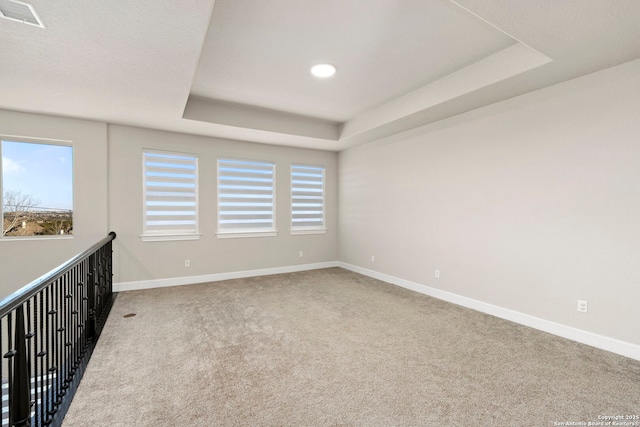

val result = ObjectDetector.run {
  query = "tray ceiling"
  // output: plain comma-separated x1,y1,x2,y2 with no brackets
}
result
1,0,640,150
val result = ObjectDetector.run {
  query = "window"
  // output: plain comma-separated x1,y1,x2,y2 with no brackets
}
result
291,164,326,234
142,150,199,241
1,139,73,238
217,158,276,238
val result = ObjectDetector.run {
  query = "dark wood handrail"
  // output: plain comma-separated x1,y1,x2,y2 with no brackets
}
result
0,231,116,318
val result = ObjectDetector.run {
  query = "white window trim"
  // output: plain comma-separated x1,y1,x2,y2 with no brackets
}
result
215,230,278,239
140,233,201,242
217,157,277,239
290,163,326,235
290,228,326,236
0,235,74,242
141,149,200,242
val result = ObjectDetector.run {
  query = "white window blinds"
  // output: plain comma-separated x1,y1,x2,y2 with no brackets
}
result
142,150,198,240
291,164,325,234
217,158,276,237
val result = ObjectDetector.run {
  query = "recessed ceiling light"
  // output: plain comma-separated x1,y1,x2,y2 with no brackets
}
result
310,63,336,78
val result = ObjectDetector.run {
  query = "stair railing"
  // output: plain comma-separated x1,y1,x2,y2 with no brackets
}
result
0,232,116,427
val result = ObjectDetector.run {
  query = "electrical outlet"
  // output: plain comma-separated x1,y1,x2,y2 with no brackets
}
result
577,299,588,313
299,251,304,258
184,260,191,268
371,256,375,262
435,269,440,279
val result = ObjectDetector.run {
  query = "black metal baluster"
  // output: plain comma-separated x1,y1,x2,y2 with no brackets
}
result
71,267,78,374
69,269,75,376
5,313,14,427
78,260,86,358
58,276,67,397
45,285,53,426
63,275,68,392
48,283,54,419
25,299,35,424
108,240,113,295
27,294,40,426
63,273,71,391
79,262,85,358
11,306,31,427
71,267,77,375
32,295,39,426
60,276,66,398
94,249,102,331
37,290,45,426
87,255,96,343
75,265,81,370
79,263,85,356
53,279,61,410
99,246,106,328
25,299,32,380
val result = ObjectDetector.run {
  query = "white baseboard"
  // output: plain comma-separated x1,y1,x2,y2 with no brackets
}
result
338,262,640,362
114,261,339,293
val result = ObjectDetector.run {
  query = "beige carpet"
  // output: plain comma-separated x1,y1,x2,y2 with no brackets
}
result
62,268,640,426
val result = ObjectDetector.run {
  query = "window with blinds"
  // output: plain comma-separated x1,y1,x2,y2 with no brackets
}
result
217,158,276,238
291,164,326,234
142,150,199,241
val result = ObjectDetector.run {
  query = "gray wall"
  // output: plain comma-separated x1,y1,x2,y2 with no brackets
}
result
0,115,337,297
108,125,338,284
339,58,640,345
0,110,108,297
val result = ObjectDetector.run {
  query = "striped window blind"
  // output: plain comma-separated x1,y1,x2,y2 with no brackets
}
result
291,164,325,233
142,150,198,240
217,158,276,236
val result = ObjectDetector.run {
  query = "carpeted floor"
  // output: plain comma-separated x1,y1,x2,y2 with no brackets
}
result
62,268,640,426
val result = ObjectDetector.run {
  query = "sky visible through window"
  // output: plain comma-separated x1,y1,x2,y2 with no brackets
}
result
2,140,73,211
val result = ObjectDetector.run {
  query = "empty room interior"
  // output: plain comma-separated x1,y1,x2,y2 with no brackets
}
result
1,0,640,426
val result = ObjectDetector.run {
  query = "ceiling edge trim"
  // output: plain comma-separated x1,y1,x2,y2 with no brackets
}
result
339,43,552,143
183,96,340,141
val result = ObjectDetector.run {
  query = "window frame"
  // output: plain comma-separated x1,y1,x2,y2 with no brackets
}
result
216,157,277,239
290,163,326,235
1,137,74,241
141,149,200,242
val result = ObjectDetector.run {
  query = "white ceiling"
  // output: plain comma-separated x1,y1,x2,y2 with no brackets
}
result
191,0,515,122
1,0,640,151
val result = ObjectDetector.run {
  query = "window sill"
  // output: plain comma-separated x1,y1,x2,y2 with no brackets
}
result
216,230,278,239
141,233,201,242
0,235,74,242
291,228,327,236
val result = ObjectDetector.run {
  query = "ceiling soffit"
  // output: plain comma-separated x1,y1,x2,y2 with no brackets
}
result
185,0,549,146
